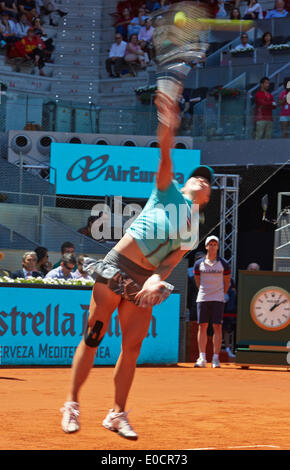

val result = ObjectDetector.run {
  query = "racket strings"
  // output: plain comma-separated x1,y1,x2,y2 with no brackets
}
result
151,2,210,66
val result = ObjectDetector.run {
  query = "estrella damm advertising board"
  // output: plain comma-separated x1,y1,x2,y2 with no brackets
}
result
0,285,180,366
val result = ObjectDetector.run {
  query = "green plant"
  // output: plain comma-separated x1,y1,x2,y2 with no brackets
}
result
231,46,254,55
0,193,8,202
211,87,241,98
0,276,94,286
135,85,157,104
268,43,290,51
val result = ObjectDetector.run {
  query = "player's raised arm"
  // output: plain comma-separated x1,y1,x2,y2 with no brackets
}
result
154,82,183,191
155,119,174,191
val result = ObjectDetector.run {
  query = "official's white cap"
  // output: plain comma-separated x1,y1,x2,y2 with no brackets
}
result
205,235,219,246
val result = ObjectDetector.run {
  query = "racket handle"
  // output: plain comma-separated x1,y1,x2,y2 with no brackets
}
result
157,78,183,103
155,90,181,129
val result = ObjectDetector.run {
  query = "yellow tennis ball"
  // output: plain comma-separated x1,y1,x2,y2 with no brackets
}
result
174,11,186,28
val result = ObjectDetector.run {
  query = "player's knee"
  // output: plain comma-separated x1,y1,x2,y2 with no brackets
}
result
84,320,104,348
122,338,143,358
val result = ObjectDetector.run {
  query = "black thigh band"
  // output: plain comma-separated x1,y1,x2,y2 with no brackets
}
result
84,320,104,348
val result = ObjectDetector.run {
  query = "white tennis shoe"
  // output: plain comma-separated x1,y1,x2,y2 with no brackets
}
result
226,347,236,358
194,357,207,368
212,358,221,368
102,409,138,440
61,401,80,433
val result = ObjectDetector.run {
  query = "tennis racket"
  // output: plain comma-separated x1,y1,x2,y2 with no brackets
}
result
150,1,211,127
151,2,254,128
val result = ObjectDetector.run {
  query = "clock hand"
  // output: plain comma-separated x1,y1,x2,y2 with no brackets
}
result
269,299,287,312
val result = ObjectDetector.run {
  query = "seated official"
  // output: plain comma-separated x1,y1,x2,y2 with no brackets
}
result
11,251,43,279
45,253,76,280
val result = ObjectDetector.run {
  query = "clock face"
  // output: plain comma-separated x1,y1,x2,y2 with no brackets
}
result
250,286,290,331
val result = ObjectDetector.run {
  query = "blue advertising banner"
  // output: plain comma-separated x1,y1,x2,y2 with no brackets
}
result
0,286,180,366
50,143,200,198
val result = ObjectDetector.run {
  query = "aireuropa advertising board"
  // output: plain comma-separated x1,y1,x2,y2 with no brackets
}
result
0,285,180,366
50,143,200,198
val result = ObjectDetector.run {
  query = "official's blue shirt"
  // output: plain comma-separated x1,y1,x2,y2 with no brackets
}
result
193,256,231,302
126,180,199,267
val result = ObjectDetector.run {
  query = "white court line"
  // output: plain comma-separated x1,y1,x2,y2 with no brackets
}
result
186,445,281,450
186,448,217,450
228,445,281,449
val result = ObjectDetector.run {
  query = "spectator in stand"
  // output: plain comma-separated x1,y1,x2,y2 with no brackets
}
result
127,6,148,37
31,15,47,36
247,262,260,270
32,16,54,62
229,6,241,18
14,12,30,39
215,1,227,18
243,0,263,19
0,0,18,18
255,76,276,139
35,246,53,277
145,0,155,12
115,7,133,41
11,251,43,279
105,32,127,78
73,255,94,281
260,31,273,47
18,0,38,22
0,251,10,277
115,0,134,18
152,0,170,11
11,27,47,75
0,11,18,43
265,0,288,18
278,77,290,138
78,216,100,238
35,0,67,26
138,17,154,43
205,0,220,17
45,253,76,280
53,241,76,269
138,18,154,62
234,32,254,51
124,33,146,69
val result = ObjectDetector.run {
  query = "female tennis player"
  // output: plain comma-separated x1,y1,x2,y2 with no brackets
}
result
61,87,213,440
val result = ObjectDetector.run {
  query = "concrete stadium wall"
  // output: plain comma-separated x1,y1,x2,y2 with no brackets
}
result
195,138,290,167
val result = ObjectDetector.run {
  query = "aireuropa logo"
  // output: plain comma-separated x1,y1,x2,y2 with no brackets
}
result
88,196,199,250
66,154,185,185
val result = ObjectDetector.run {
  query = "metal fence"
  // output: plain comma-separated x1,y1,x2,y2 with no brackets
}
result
0,191,114,254
273,193,290,272
1,69,290,141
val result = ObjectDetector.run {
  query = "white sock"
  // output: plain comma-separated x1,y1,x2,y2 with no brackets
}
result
213,354,219,361
200,352,206,360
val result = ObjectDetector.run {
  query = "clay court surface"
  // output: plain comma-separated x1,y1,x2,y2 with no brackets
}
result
0,363,289,451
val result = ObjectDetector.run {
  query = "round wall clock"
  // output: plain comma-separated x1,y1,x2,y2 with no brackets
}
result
250,286,290,331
